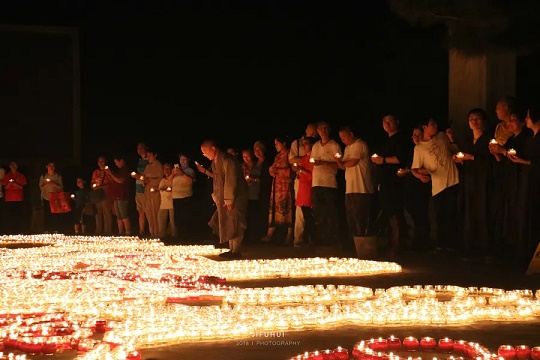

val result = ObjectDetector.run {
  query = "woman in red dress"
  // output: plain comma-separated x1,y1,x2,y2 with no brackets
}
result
262,136,294,244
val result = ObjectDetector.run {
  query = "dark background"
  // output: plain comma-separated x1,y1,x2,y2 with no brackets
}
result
0,0,451,165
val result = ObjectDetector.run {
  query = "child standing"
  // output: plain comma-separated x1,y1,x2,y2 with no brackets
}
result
73,177,91,235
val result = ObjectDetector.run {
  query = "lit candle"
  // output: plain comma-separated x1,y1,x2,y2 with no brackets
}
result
369,337,388,351
195,161,200,166
8,179,13,182
371,153,379,158
46,178,51,182
104,166,109,169
498,345,517,359
150,188,155,192
333,346,349,360
490,138,498,144
456,152,464,159
70,194,75,199
507,148,517,156
131,171,136,176
403,336,419,351
92,184,97,188
334,153,341,158
516,345,531,360
245,175,250,180
420,337,436,351
387,335,401,350
437,337,453,352
139,176,144,181
166,186,172,191
309,158,315,163
293,163,298,167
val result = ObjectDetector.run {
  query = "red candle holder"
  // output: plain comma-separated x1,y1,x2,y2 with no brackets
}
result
454,340,467,354
387,336,401,350
333,346,349,360
498,345,517,359
308,351,324,360
438,338,454,352
531,347,540,360
321,349,335,360
369,338,388,351
420,337,436,351
403,336,419,351
516,345,531,360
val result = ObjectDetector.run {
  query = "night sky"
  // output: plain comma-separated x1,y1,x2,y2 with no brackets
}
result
2,0,451,166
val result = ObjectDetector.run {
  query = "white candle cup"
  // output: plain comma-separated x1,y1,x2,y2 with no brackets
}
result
309,158,315,163
92,184,97,188
131,171,136,176
456,152,465,159
293,163,297,167
371,153,379,158
507,148,517,156
245,175,250,180
104,166,109,170
490,139,498,144
9,179,13,182
150,188,155,192
46,179,51,182
70,194,75,199
334,153,341,158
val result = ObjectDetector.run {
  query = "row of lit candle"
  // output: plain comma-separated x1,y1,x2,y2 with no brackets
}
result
291,336,540,360
0,234,538,360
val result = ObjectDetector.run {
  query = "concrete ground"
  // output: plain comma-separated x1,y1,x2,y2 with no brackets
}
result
25,239,540,360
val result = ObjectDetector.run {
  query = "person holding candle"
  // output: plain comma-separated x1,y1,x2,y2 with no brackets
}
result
91,156,113,236
106,154,133,236
72,177,92,235
1,160,27,235
450,108,492,262
38,161,64,233
336,126,374,257
131,142,150,238
157,163,176,240
142,148,163,239
293,136,317,247
288,123,319,247
201,139,248,258
171,153,196,242
261,136,294,245
488,97,518,260
250,140,272,244
310,121,343,247
371,114,409,257
489,110,532,262
398,125,432,253
411,117,460,254
508,105,540,266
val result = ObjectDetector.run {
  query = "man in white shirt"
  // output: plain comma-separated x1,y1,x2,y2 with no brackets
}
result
336,126,374,256
311,121,342,246
289,122,318,246
411,117,460,252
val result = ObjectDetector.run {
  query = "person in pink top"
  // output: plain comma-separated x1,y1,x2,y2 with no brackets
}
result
1,160,27,234
292,137,317,247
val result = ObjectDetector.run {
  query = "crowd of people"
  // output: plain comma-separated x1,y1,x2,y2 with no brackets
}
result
0,96,539,267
